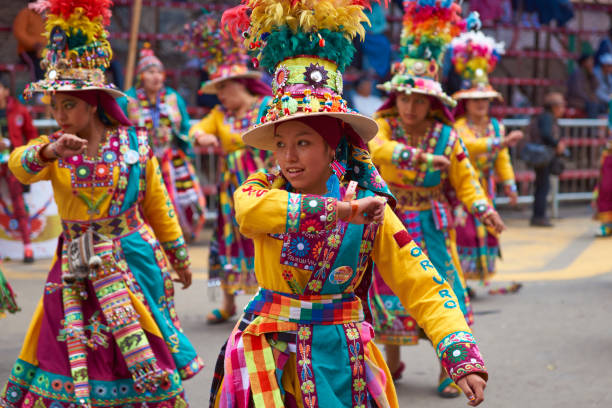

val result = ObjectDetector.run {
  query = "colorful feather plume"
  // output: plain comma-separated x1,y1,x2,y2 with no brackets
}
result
34,0,114,71
181,10,249,75
222,0,388,72
400,0,479,65
450,31,504,80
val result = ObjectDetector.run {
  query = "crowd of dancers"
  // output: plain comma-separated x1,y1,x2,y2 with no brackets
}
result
0,0,610,408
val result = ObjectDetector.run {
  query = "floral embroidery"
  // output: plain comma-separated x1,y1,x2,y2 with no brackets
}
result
436,331,487,382
298,326,312,340
307,280,322,292
162,236,191,270
289,236,311,258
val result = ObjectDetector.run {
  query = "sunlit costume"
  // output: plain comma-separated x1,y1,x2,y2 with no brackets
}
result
185,13,272,314
368,1,489,386
208,1,488,406
1,2,202,407
450,31,518,283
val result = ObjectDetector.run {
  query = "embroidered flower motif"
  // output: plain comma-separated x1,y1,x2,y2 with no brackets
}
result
298,326,312,340
346,327,360,340
353,378,366,392
304,198,324,214
4,386,22,403
302,219,323,233
282,270,294,281
370,172,385,189
290,236,311,258
301,380,316,394
327,233,341,249
445,344,468,363
22,394,34,408
307,280,322,292
310,240,324,257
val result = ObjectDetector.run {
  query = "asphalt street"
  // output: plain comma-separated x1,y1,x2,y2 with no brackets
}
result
2,206,611,407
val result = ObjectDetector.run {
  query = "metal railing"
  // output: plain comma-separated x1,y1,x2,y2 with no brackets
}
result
33,117,608,219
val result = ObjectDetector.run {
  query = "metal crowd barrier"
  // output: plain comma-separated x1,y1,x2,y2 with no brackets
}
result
33,117,608,219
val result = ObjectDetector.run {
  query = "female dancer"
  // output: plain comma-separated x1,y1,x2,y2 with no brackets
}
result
1,2,202,406
209,1,488,407
370,1,503,398
185,14,272,323
120,45,205,241
450,31,523,291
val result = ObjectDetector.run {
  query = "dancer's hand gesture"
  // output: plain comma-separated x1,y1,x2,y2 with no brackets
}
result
42,133,87,160
193,131,219,148
456,373,486,406
173,267,192,289
339,196,386,224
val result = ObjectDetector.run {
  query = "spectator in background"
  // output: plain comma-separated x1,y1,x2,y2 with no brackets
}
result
353,3,391,79
527,92,566,227
595,27,612,66
594,53,612,105
0,73,38,262
567,53,607,118
12,3,46,81
348,77,383,118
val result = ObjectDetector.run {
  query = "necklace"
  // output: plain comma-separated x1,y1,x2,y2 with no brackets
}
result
59,129,116,216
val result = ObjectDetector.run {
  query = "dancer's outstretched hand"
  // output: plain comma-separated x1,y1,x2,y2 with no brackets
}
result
456,373,487,406
42,133,87,160
339,196,386,224
193,131,219,148
173,267,192,289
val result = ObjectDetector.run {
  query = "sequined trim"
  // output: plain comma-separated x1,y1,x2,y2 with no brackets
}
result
161,236,191,270
21,144,48,174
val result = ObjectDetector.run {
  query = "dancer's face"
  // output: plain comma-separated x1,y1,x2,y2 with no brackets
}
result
396,93,431,127
50,93,96,134
465,98,491,120
274,120,334,195
141,66,165,94
216,80,251,112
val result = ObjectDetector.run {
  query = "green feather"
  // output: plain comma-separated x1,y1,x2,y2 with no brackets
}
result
258,27,355,73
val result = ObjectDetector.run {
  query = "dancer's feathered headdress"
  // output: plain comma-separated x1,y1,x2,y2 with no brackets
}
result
378,0,479,107
182,10,260,94
450,30,504,100
24,0,123,99
221,0,388,150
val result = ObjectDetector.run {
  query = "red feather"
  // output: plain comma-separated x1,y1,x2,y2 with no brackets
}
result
48,0,113,26
221,4,251,41
351,0,389,11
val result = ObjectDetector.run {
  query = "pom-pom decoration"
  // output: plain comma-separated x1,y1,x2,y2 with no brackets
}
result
450,31,505,82
222,0,388,73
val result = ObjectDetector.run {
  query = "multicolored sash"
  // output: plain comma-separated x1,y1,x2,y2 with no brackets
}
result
58,225,169,407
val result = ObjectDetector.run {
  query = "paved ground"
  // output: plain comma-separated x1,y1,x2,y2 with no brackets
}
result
1,205,611,407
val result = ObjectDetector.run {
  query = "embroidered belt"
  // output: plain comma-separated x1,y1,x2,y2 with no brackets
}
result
62,205,144,241
390,183,444,210
244,288,364,325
